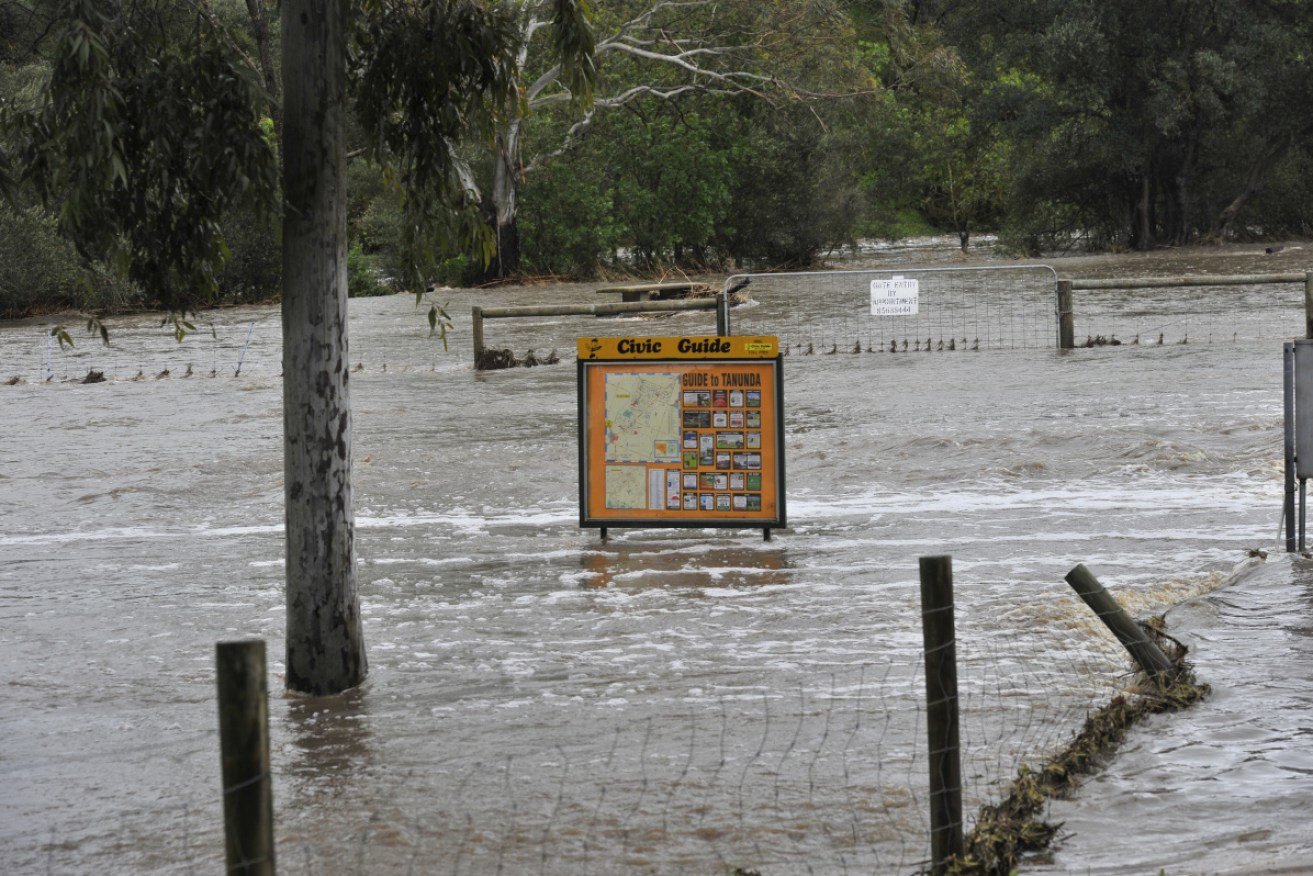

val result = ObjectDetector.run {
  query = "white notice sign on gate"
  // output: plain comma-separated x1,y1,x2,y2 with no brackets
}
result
870,276,919,316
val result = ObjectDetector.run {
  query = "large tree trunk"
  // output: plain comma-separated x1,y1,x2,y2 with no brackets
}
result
468,119,524,282
492,119,522,276
280,0,367,696
1165,129,1198,246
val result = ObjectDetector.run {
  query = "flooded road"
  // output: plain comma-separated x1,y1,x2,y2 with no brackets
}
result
3,243,1313,874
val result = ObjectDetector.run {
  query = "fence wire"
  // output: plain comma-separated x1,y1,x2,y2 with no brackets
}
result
1071,282,1308,346
5,268,1311,385
3,573,1156,876
726,266,1060,355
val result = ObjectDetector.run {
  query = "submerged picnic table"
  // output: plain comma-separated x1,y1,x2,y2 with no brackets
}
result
595,282,703,302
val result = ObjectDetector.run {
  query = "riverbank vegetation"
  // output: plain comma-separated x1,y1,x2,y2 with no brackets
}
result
3,0,1311,319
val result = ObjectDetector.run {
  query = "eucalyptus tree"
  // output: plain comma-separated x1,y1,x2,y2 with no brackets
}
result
469,0,858,278
850,0,1008,252
5,0,595,695
937,0,1313,250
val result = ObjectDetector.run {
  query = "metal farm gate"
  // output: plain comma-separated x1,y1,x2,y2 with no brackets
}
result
723,265,1060,353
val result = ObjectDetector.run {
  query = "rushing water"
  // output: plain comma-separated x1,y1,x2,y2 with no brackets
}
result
3,243,1313,874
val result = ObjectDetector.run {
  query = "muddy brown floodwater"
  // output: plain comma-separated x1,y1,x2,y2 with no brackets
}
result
3,241,1313,874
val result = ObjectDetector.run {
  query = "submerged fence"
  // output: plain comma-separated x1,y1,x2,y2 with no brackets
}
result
1063,273,1313,347
722,268,1313,356
11,558,1242,875
724,266,1061,354
7,267,1313,384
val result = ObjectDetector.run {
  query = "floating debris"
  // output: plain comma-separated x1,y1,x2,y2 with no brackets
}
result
476,347,562,371
945,627,1208,875
82,370,106,384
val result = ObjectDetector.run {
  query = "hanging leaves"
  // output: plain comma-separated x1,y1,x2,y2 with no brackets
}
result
9,0,278,316
349,0,595,289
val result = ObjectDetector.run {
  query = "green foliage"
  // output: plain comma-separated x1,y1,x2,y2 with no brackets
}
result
1,0,597,315
347,242,389,297
0,201,140,318
350,0,547,287
7,0,1313,321
215,203,282,303
352,166,473,287
8,0,278,314
944,0,1313,250
602,105,733,269
518,156,621,277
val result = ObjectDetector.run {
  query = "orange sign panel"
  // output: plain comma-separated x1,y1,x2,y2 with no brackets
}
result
577,336,785,531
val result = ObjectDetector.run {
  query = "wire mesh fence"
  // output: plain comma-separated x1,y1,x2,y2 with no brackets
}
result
726,266,1061,355
5,266,1312,386
5,570,1162,876
1070,281,1310,347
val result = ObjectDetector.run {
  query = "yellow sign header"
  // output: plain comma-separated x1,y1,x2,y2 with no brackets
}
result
577,335,779,360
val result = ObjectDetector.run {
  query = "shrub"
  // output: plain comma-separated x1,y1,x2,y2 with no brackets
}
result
0,203,141,318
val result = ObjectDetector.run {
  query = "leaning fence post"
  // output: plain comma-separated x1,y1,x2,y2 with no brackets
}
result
919,555,964,872
1057,279,1075,349
1064,564,1174,681
217,640,276,875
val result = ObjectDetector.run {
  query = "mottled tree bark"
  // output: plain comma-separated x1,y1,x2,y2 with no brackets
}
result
280,0,367,696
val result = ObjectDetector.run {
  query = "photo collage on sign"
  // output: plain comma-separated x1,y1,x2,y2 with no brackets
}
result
676,381,764,513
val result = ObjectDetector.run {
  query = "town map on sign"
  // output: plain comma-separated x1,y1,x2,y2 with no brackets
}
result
604,372,681,462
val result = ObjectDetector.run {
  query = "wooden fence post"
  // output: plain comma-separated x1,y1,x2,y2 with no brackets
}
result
217,640,276,875
1057,279,1074,349
1064,564,1174,681
919,555,964,872
472,305,485,365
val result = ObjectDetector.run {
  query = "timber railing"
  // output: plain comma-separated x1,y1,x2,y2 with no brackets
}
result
1059,271,1313,348
472,295,728,369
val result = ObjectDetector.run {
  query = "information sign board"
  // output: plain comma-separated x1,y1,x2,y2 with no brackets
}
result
577,336,785,531
870,276,920,315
